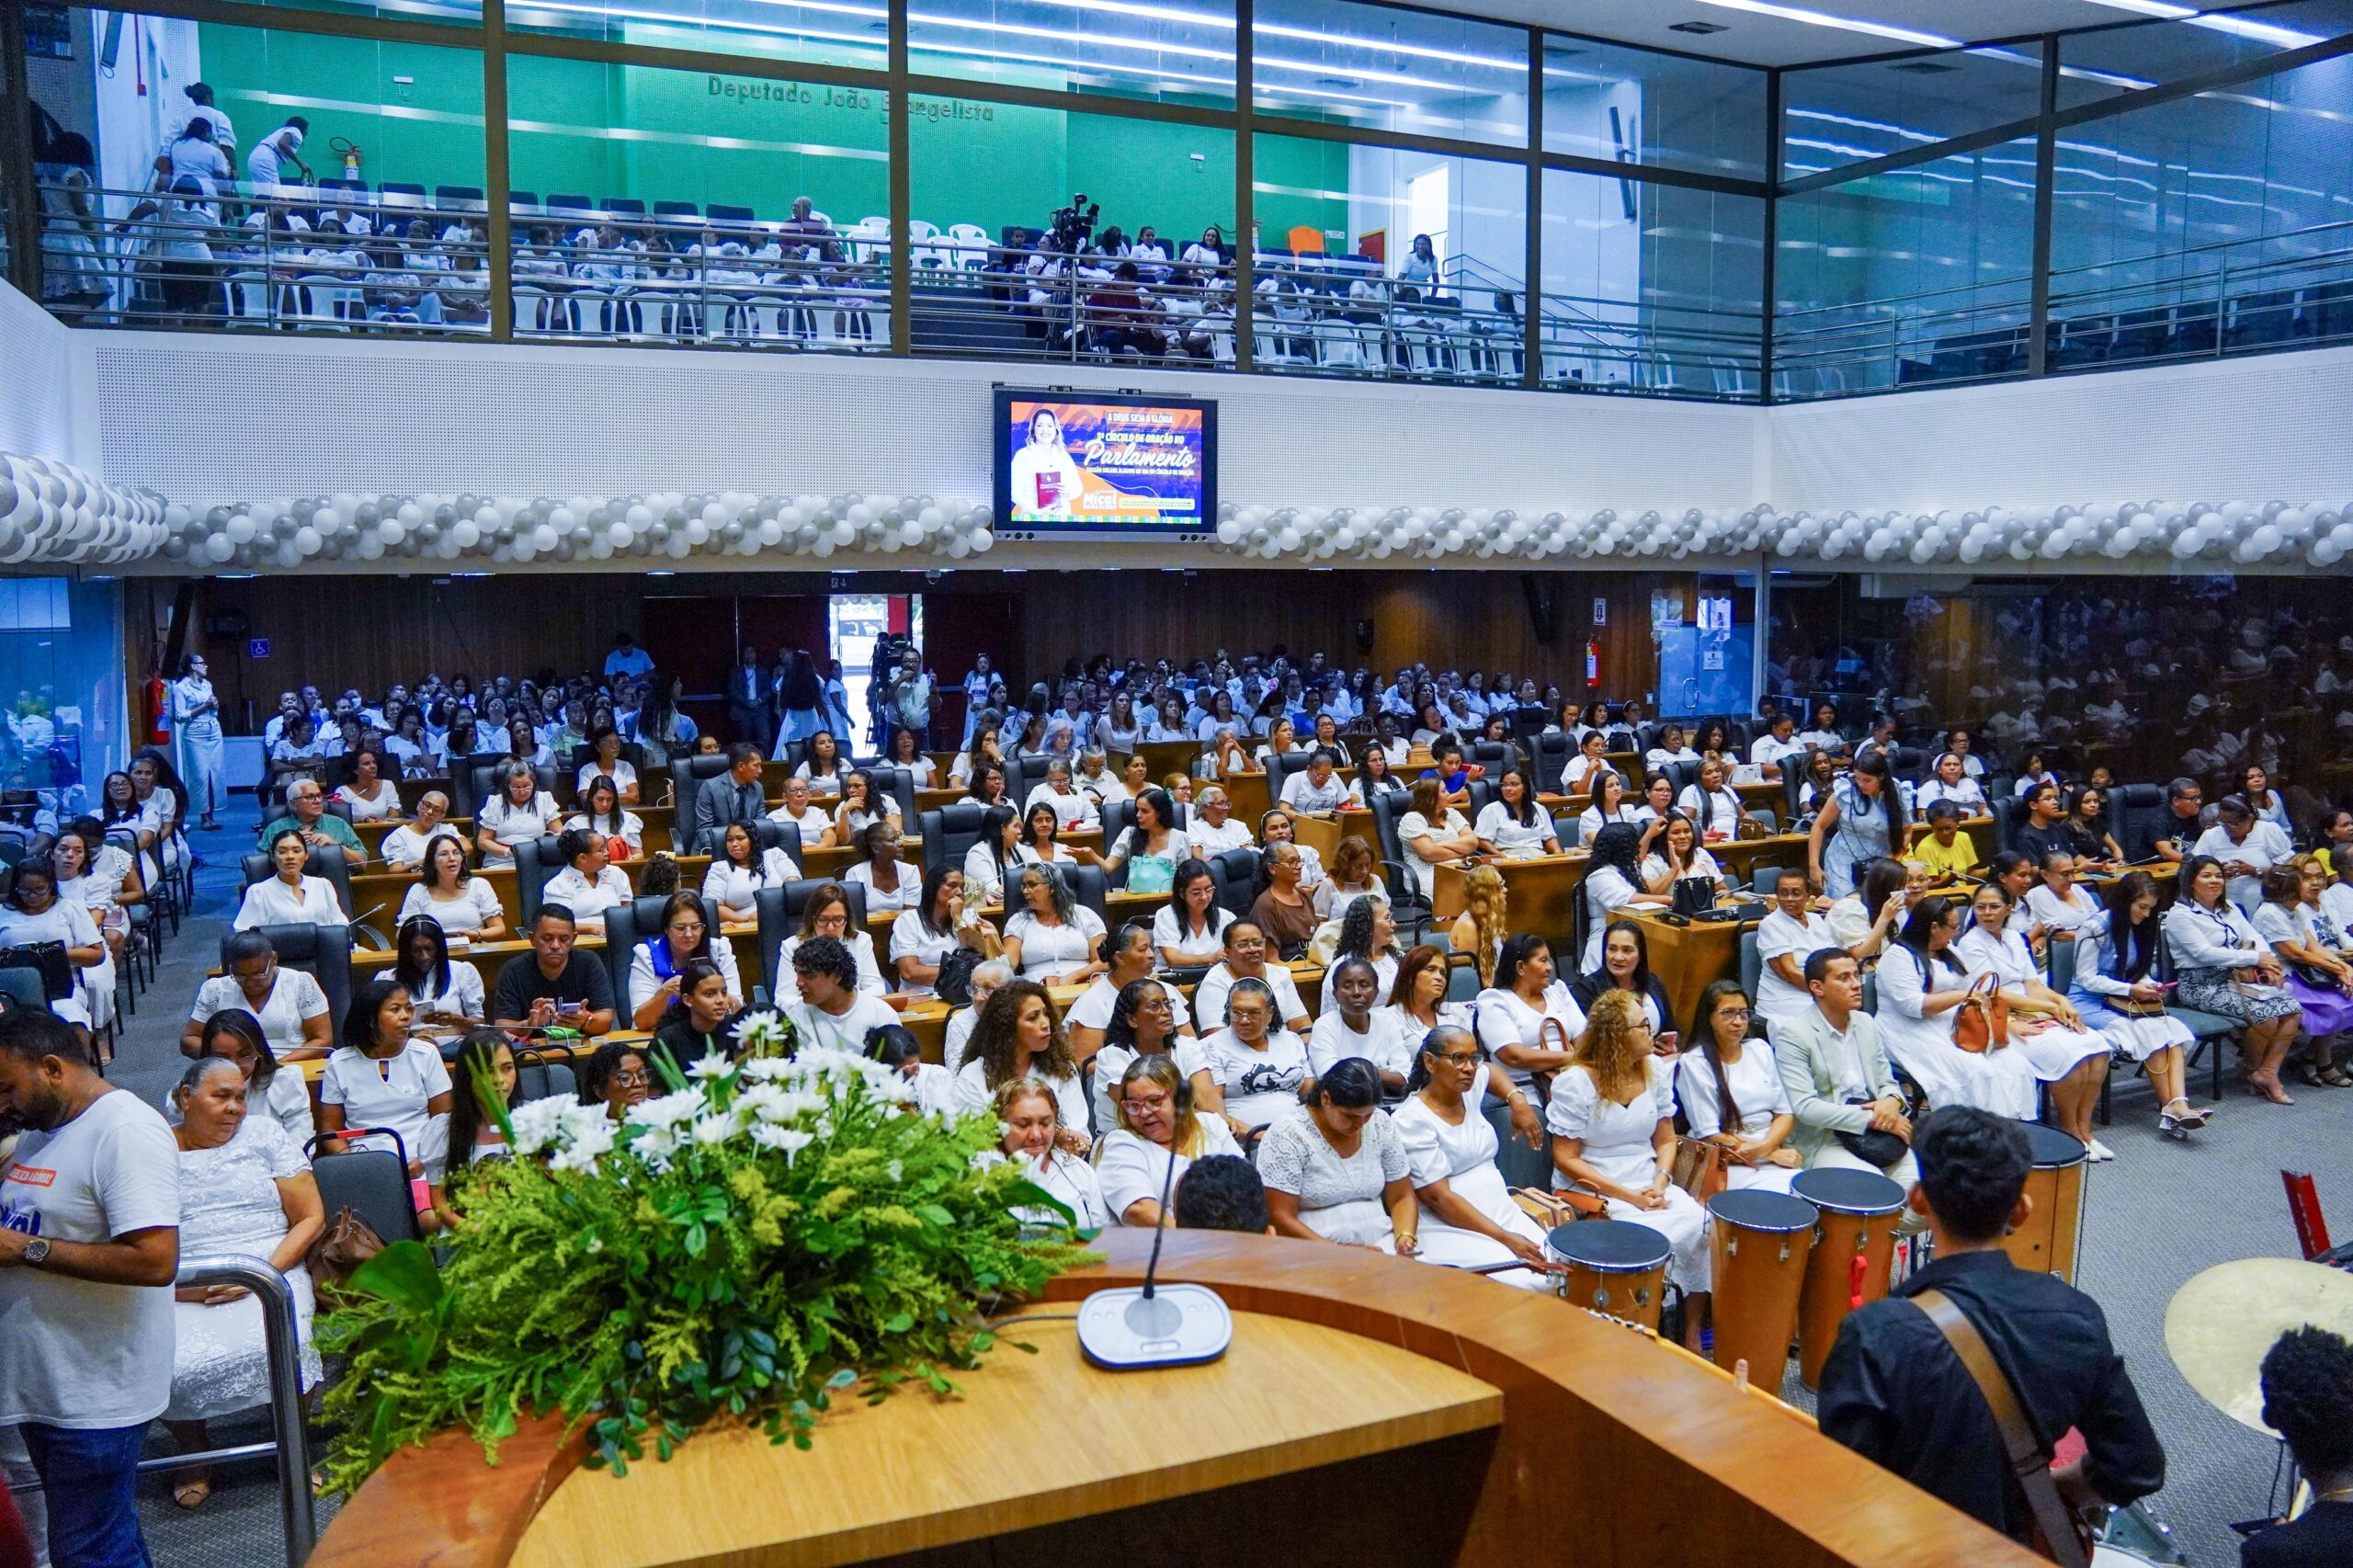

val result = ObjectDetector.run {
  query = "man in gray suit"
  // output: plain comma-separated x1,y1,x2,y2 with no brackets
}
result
1770,949,1919,1186
688,742,766,856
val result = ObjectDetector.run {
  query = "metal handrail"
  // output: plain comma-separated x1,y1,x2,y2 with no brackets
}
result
0,1255,322,1568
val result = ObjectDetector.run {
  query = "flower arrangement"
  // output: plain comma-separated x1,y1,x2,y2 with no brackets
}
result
317,1020,1092,1493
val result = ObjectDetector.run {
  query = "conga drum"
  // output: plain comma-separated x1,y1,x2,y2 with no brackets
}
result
1792,1167,1907,1389
1707,1188,1817,1387
1545,1220,1672,1331
2000,1123,2087,1280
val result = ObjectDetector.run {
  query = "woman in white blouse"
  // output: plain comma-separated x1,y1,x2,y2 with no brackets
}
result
1579,824,1670,971
885,726,938,789
1391,1024,1550,1287
474,762,560,867
702,821,792,925
1753,868,1836,1029
317,979,452,1178
1577,770,1641,842
1002,864,1107,986
330,749,402,823
1396,777,1478,904
1186,786,1255,855
997,1077,1108,1233
890,867,995,1000
398,836,507,938
1676,981,1800,1193
772,882,890,1003
625,891,743,1030
1095,1053,1243,1227
1677,757,1747,844
1082,787,1190,895
2023,852,2102,936
1639,812,1730,902
538,828,633,934
1307,956,1413,1090
565,774,644,864
951,980,1092,1140
1644,723,1699,771
1199,978,1310,1134
842,821,920,915
960,806,1029,910
1474,767,1558,859
234,830,348,932
829,769,902,848
577,728,641,804
1875,896,2039,1119
1953,882,2111,1153
1473,932,1586,1093
392,916,485,1029
1913,752,1986,820
793,730,852,799
0,862,106,1023
1153,858,1233,967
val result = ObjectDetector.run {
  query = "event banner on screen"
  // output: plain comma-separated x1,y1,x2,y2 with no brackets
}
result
1001,398,1211,531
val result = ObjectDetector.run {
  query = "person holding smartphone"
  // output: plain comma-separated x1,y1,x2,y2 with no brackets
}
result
490,904,617,1039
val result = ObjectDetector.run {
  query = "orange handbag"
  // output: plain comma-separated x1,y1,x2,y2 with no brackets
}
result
1953,973,2010,1054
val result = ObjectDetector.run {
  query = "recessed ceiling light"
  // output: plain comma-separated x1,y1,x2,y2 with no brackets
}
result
1669,20,1729,33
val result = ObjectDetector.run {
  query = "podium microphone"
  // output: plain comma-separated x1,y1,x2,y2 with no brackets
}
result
1075,1115,1233,1371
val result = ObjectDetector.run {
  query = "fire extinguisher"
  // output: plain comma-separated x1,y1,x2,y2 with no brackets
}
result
332,135,363,182
144,671,170,746
1585,638,1601,689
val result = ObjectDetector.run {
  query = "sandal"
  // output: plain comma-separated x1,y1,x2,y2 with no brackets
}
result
173,1477,211,1510
2323,1067,2353,1087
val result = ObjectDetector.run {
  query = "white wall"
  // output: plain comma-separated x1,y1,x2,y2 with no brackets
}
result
0,284,99,470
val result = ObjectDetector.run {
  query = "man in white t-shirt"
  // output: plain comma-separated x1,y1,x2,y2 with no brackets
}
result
0,1006,181,1565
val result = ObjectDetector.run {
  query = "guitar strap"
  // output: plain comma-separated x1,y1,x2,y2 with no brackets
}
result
1909,1289,2091,1568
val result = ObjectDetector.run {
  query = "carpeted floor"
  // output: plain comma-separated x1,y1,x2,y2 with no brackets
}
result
78,808,2346,1568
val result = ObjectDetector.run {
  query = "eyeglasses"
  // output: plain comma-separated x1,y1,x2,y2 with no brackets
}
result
1120,1095,1171,1112
1714,1007,1753,1022
1432,1051,1481,1067
610,1070,653,1089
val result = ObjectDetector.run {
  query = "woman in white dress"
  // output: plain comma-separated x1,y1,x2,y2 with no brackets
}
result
1095,1053,1243,1227
1955,882,2112,1154
331,748,403,824
162,1057,324,1510
577,729,641,804
2066,870,2209,1137
1259,1059,1415,1248
1475,767,1559,860
233,829,347,932
1151,858,1233,966
398,835,509,938
474,761,562,868
1384,943,1471,1042
950,979,1092,1141
1198,978,1311,1136
1561,730,1614,794
565,774,645,863
842,821,919,915
997,1077,1108,1233
1576,770,1642,843
830,769,903,848
2023,852,2103,936
1547,990,1711,1348
792,730,853,800
960,806,1029,910
1913,752,1986,820
1185,785,1255,855
317,979,453,1178
1083,786,1190,896
1676,981,1801,1194
886,726,938,790
1473,932,1587,1094
1875,895,2040,1119
1392,1024,1550,1288
1002,864,1107,986
701,821,792,926
1754,868,1836,1030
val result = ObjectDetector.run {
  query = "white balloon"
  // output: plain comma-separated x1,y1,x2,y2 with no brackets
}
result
204,534,235,562
608,522,635,549
533,524,560,551
452,520,481,549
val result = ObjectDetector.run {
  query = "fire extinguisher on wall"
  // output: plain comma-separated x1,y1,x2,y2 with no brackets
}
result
332,135,363,183
1586,638,1601,689
144,670,170,746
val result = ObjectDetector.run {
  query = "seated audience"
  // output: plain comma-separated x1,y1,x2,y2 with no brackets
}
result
1568,920,1677,1039
1153,858,1234,965
1876,896,2039,1119
842,821,918,915
951,977,1090,1134
176,1006,314,1142
475,761,562,867
702,820,792,925
1258,1057,1413,1247
1198,978,1310,1135
1095,1053,1244,1227
491,904,619,1036
318,979,452,1177
773,881,889,1002
399,835,507,937
2168,854,2302,1104
1772,950,1919,1185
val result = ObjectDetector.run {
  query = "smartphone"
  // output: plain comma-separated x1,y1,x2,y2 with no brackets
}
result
557,999,584,1017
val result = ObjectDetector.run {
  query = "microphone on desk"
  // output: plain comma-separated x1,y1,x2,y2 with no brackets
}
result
1074,1119,1234,1371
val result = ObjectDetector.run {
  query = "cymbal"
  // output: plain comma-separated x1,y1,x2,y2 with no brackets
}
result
2165,1258,2353,1434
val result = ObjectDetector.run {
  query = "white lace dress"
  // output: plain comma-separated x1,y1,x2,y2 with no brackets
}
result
165,1119,323,1422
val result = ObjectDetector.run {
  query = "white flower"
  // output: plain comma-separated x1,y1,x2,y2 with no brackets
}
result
735,1010,795,1056
738,1054,794,1084
969,1149,1007,1173
506,1096,571,1156
634,1124,680,1170
886,1159,904,1184
550,1139,604,1175
740,1084,821,1124
687,1051,739,1084
626,1088,704,1131
692,1111,740,1147
749,1124,814,1162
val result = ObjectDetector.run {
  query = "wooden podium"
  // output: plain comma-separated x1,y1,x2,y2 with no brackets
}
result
311,1232,2043,1568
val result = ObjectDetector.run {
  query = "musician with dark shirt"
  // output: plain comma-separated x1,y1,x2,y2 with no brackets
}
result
2245,1326,2353,1566
1818,1107,2165,1551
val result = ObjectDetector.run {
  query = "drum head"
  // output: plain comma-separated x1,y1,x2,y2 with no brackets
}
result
2023,1121,2087,1169
1709,1188,1818,1233
1547,1218,1673,1271
1791,1166,1906,1216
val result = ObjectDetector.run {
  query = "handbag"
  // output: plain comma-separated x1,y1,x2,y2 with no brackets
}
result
1671,1137,1730,1199
306,1206,388,1299
1835,1096,1913,1170
1953,972,2010,1054
1671,876,1718,917
1910,1290,2097,1568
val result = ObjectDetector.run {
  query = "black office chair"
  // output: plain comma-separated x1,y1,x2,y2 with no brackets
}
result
237,849,357,929
753,878,872,1004
2113,783,2165,861
598,893,678,1004
222,923,356,1026
1267,751,1316,803
684,754,733,786
919,804,990,879
1016,755,1056,798
513,835,565,927
866,765,918,827
1208,848,1261,918
310,1135,422,1246
513,1051,578,1105
0,967,47,1010
1529,733,1572,790
1062,861,1109,925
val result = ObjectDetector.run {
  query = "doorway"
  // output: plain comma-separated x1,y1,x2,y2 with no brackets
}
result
829,594,921,753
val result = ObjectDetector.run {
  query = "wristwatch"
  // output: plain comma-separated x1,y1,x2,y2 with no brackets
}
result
22,1237,51,1267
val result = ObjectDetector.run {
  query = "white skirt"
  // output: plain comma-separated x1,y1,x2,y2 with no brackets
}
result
2078,1002,2195,1063
1302,1197,1394,1248
1722,1160,1801,1196
1885,1030,2041,1120
2005,1019,2110,1081
1413,1161,1550,1290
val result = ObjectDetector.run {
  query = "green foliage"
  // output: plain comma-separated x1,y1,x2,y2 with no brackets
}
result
316,1047,1090,1494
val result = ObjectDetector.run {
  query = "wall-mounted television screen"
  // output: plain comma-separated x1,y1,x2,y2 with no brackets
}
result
993,389,1217,535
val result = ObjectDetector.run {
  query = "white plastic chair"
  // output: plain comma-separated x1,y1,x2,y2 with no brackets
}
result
226,270,274,325
948,222,989,270
291,275,355,332
511,284,548,334
568,290,608,335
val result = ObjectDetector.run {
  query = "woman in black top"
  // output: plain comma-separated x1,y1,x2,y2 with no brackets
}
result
651,958,744,1062
1568,918,1677,1048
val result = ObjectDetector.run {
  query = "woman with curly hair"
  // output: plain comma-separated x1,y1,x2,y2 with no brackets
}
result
1446,863,1508,988
949,978,1089,1144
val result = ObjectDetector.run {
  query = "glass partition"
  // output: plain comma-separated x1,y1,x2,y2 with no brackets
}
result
908,98,1234,362
1779,43,2046,181
1542,34,1768,183
0,580,129,826
1540,167,1760,398
907,0,1236,108
506,55,889,349
508,0,886,74
28,8,489,334
1250,132,1525,383
1251,0,1528,147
